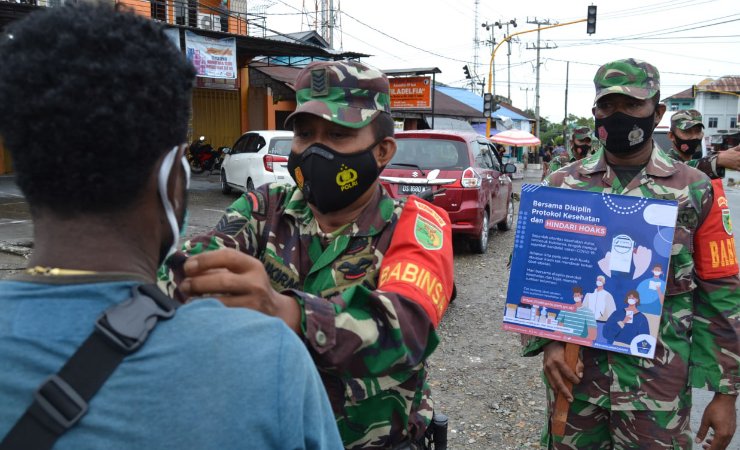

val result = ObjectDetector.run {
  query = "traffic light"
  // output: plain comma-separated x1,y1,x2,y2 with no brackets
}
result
586,5,597,35
483,93,494,118
463,65,471,79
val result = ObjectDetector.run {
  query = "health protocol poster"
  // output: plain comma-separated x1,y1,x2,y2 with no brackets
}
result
503,185,679,359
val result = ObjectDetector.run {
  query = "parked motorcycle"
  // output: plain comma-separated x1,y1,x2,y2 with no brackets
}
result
186,136,224,174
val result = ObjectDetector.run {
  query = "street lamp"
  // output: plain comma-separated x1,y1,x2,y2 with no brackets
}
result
481,22,497,97
495,19,516,100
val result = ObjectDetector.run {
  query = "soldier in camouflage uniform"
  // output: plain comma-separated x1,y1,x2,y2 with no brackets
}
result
523,58,740,449
162,60,455,449
666,109,740,179
549,126,593,173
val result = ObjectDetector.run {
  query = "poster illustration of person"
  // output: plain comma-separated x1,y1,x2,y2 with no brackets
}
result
503,185,678,359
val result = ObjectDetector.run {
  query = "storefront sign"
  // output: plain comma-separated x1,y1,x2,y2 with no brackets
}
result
185,31,237,79
389,76,432,109
503,185,678,359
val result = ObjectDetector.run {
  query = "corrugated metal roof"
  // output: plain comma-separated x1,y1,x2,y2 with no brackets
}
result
703,76,740,92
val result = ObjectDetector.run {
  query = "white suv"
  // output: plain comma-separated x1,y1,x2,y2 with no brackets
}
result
220,130,295,194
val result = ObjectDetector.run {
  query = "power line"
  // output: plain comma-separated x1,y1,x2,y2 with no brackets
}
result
339,10,470,64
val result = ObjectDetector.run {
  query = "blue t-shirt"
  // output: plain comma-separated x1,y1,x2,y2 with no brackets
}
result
0,278,342,449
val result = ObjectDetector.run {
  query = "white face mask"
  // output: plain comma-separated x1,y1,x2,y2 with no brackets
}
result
157,145,190,263
653,271,662,277
627,298,637,305
573,296,582,303
596,280,604,287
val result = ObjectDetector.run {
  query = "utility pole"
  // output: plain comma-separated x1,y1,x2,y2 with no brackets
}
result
318,0,338,48
481,22,497,97
484,17,589,138
472,0,481,92
526,17,556,140
520,86,532,110
494,19,517,100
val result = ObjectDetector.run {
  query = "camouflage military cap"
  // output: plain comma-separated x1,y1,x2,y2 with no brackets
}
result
671,109,704,130
572,126,592,141
593,58,660,102
285,60,391,129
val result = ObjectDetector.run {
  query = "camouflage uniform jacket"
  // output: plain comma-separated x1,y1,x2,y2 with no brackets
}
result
667,147,724,179
523,144,740,411
162,183,454,448
549,154,575,173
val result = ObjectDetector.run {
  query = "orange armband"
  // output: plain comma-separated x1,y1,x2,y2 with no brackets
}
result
694,179,739,279
378,198,454,326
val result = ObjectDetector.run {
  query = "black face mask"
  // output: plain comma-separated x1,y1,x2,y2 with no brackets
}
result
288,140,380,214
595,111,656,156
573,144,591,157
673,136,702,157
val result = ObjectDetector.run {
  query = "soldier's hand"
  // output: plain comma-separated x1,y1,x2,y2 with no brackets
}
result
179,248,301,333
717,147,740,171
542,341,583,402
696,393,737,450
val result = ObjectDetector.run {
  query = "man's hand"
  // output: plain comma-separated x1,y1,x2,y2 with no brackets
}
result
695,393,738,450
179,248,302,333
543,341,584,402
717,147,740,171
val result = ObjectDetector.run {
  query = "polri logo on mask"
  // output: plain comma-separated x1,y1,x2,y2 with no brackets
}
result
337,164,359,191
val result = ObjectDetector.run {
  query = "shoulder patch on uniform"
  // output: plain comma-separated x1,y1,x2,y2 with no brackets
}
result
216,216,248,235
415,215,443,250
412,199,447,227
246,190,267,217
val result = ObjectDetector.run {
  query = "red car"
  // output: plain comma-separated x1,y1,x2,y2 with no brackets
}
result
380,130,517,254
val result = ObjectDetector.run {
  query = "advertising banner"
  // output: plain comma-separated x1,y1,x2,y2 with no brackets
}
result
389,76,432,109
503,185,678,359
185,31,236,79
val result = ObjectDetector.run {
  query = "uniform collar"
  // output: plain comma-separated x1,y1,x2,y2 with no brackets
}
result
577,142,680,189
284,184,396,237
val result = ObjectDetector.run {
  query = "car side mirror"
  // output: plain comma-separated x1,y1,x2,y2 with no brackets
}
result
221,147,231,154
504,163,517,174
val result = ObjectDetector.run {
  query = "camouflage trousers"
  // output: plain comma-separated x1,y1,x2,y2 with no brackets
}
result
542,397,692,449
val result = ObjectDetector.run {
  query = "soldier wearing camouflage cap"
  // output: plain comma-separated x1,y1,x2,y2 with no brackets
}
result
164,60,455,449
667,109,740,179
525,58,740,449
549,126,593,173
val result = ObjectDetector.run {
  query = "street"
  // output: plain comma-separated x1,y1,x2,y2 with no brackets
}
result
0,170,738,449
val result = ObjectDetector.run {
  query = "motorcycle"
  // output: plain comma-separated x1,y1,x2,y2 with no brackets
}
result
186,136,224,174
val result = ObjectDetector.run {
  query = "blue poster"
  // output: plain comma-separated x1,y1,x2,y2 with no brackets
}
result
503,185,679,359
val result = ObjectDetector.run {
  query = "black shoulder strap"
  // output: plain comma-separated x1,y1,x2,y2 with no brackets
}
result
0,284,180,450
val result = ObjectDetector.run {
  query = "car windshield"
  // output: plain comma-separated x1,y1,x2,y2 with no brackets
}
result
390,138,468,170
269,138,293,156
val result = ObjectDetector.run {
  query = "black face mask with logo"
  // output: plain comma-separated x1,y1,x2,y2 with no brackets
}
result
595,111,656,156
673,136,702,157
573,144,591,157
287,141,380,214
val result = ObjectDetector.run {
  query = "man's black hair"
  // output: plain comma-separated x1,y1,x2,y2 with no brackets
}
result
0,3,195,216
371,112,395,141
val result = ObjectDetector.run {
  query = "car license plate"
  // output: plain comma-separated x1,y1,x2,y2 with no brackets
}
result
399,184,427,195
